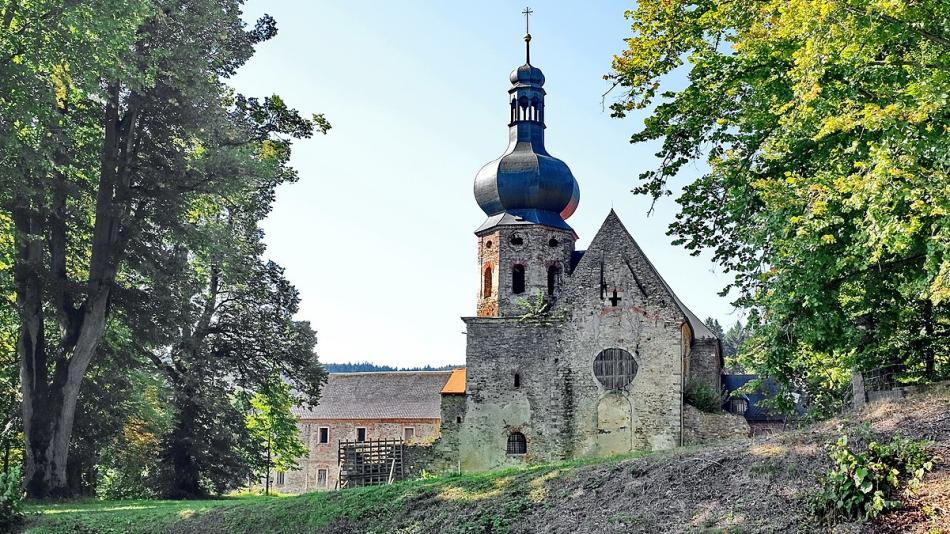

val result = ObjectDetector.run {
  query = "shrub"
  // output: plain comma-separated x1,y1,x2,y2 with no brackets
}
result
0,466,24,530
684,381,723,413
811,433,937,524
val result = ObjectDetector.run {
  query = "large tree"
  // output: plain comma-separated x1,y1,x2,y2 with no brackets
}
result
1,0,324,497
611,1,950,412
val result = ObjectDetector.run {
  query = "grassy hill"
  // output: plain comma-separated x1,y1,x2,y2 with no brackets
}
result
21,385,949,534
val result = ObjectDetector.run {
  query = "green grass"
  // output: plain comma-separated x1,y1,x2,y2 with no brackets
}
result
19,454,638,534
20,495,278,533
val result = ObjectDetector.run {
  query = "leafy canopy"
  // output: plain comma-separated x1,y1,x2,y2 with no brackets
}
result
611,0,950,408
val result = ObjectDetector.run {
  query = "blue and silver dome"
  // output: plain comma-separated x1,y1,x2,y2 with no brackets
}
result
473,33,579,233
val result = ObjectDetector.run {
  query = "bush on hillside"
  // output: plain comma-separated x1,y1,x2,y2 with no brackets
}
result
0,466,24,530
684,381,724,413
811,433,938,524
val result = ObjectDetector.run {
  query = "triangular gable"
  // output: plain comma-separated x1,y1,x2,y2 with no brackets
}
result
555,210,717,343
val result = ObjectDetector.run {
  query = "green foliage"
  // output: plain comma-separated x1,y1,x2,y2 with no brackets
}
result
704,317,725,339
517,291,566,324
684,380,724,413
810,433,937,524
0,466,24,530
246,379,308,477
612,0,950,409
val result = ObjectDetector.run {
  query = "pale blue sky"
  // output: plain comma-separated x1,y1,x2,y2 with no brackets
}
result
230,1,740,368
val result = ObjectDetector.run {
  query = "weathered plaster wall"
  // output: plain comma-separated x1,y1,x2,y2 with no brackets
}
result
275,418,439,494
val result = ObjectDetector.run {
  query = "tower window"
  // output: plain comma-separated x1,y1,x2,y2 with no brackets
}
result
485,240,493,249
356,428,366,442
547,264,561,296
548,238,559,248
510,235,524,246
506,432,527,455
512,264,526,294
319,427,329,444
483,265,493,298
514,372,521,388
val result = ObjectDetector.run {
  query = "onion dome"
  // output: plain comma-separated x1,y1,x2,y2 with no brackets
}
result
473,31,579,233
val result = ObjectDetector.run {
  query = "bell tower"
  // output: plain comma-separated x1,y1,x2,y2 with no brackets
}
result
473,15,580,317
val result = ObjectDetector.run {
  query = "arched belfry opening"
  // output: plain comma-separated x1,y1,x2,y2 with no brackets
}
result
483,265,493,298
547,264,561,296
512,264,526,294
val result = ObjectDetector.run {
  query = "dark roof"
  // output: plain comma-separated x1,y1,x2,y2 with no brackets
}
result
293,371,452,420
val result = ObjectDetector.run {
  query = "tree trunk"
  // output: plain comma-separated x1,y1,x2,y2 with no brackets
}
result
20,300,108,498
15,83,129,498
162,388,204,499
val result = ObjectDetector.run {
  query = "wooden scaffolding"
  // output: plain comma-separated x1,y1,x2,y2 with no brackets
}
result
337,438,404,489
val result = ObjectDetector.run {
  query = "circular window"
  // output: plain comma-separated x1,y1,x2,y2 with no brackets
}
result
549,238,559,248
485,240,493,249
509,234,524,246
593,348,638,390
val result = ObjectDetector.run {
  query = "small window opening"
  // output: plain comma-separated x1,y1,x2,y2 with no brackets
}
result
356,428,366,442
514,372,521,388
510,235,524,246
547,264,561,296
728,397,748,416
276,471,285,485
608,289,622,307
319,427,329,444
317,468,328,488
483,265,493,298
485,240,493,249
512,264,526,294
548,238,559,248
456,415,463,424
404,427,415,440
506,432,527,455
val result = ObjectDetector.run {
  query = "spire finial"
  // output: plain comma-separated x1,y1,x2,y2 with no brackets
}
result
522,6,533,64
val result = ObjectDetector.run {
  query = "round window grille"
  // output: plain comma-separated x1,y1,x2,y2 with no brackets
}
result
593,348,638,390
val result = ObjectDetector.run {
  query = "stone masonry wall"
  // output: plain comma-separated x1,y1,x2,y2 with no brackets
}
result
688,339,722,393
457,212,689,472
477,225,576,317
682,405,750,445
477,231,500,317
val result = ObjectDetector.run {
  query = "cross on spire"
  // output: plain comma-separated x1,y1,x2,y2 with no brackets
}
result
522,6,533,64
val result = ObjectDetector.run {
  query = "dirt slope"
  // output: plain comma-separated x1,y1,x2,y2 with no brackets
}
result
26,385,949,534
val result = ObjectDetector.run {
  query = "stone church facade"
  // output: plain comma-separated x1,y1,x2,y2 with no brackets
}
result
439,30,722,472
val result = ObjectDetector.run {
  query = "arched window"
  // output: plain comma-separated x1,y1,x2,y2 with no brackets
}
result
512,264,526,294
506,432,527,455
513,372,521,388
547,264,561,296
483,265,493,298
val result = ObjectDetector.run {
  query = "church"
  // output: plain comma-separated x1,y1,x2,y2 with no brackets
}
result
281,25,728,490
437,26,723,472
